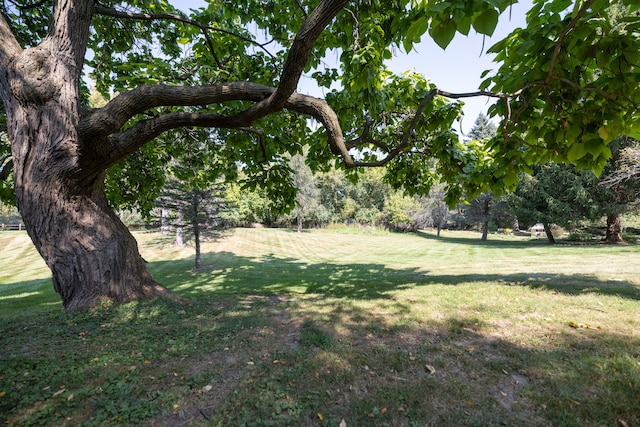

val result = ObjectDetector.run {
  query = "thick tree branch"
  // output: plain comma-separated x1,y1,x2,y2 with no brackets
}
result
79,82,354,170
0,12,22,70
230,0,348,123
79,82,273,140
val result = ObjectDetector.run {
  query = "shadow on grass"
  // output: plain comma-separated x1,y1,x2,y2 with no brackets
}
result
3,245,639,319
3,292,638,426
150,250,640,302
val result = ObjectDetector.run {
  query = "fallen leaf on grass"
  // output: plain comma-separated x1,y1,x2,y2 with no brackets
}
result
425,364,436,374
568,322,601,330
317,413,323,420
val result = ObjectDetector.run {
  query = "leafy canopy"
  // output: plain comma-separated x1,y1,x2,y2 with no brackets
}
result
0,0,638,211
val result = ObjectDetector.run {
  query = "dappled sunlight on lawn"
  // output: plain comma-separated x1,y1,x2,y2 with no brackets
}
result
1,228,639,426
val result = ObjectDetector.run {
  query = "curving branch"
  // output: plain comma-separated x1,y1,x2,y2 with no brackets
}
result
230,0,348,123
82,0,350,172
78,82,354,171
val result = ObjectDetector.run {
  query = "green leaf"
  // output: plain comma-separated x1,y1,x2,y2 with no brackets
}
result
430,20,457,49
405,16,429,51
567,142,587,162
472,9,499,36
428,2,451,13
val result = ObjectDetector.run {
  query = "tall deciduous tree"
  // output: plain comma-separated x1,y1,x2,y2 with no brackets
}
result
0,1,638,309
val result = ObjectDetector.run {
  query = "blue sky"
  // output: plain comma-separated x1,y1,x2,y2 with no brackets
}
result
177,1,533,133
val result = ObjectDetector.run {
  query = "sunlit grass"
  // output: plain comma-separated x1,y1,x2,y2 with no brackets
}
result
1,227,639,426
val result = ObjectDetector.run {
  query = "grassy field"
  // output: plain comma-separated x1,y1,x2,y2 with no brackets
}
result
1,227,639,426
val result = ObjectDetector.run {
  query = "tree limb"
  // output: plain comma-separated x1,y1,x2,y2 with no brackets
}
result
79,82,354,170
349,90,440,168
229,0,348,123
0,11,22,70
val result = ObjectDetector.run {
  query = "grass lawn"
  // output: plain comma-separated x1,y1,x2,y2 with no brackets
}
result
1,227,639,426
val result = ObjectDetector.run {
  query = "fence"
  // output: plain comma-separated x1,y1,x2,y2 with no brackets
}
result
1,223,25,231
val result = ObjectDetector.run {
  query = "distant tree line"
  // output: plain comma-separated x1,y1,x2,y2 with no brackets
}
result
2,115,639,249
140,117,640,248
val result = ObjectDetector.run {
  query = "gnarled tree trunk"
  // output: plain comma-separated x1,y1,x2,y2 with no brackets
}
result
2,1,174,310
8,97,174,310
604,213,625,244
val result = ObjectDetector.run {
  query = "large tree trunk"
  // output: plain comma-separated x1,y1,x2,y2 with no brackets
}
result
604,213,625,244
2,1,174,310
15,173,174,310
8,98,174,310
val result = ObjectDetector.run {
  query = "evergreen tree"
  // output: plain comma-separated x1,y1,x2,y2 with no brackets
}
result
465,114,500,240
466,113,497,142
289,154,321,232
